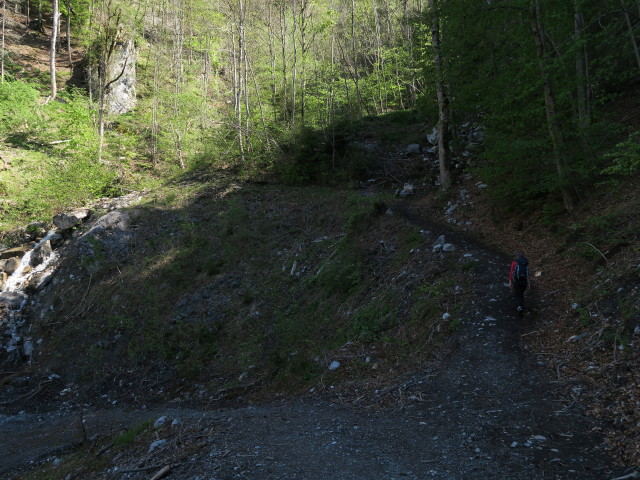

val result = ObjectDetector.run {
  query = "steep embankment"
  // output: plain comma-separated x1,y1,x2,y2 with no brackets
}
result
0,173,633,479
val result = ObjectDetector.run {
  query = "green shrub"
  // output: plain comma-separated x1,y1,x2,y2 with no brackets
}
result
602,131,640,176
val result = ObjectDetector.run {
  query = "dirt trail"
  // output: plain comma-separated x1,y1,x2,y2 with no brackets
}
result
0,203,625,480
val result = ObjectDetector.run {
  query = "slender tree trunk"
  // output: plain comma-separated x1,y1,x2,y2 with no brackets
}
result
65,1,72,66
374,3,384,113
530,0,577,211
267,4,278,124
231,25,243,162
291,0,297,127
621,0,640,73
329,0,337,168
350,0,362,119
427,0,452,190
172,0,185,169
1,0,5,83
240,0,250,153
574,1,589,128
37,0,43,32
50,0,59,99
279,3,288,124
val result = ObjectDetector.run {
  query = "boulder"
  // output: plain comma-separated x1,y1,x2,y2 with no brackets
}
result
396,183,416,197
30,240,53,267
53,208,91,230
406,143,422,154
2,257,20,275
0,246,30,260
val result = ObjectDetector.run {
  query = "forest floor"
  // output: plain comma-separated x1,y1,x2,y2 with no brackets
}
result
0,187,633,480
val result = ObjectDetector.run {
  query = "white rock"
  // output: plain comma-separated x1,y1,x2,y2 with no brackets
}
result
442,243,456,252
154,416,168,428
149,439,167,453
328,361,341,371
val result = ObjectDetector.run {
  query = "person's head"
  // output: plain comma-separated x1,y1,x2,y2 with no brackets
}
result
515,251,524,259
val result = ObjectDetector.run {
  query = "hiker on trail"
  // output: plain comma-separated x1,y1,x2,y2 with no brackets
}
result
509,251,530,316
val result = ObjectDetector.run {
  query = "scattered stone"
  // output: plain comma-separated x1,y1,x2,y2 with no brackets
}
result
567,333,588,342
442,243,456,252
52,208,92,230
148,439,167,453
396,183,416,197
154,416,168,428
406,144,422,154
328,361,341,371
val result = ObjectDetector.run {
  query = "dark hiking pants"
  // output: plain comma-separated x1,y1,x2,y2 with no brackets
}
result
513,280,527,310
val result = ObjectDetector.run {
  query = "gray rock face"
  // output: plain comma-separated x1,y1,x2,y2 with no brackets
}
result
78,211,134,269
90,38,138,115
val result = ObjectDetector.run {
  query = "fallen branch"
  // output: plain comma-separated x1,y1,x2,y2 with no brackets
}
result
150,465,172,480
113,463,172,475
579,242,608,263
611,472,640,480
521,330,541,337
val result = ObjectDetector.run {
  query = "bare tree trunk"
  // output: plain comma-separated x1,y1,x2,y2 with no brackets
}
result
37,0,43,32
621,0,640,73
350,0,362,119
291,0,297,127
231,25,243,162
574,1,589,128
240,0,250,153
1,0,5,83
65,0,72,66
279,3,288,124
530,0,576,211
427,0,452,190
329,0,337,168
172,0,185,169
267,4,278,124
50,0,60,99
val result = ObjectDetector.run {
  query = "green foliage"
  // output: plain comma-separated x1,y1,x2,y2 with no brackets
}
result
350,297,397,342
0,81,42,140
311,239,366,298
114,420,153,446
602,132,640,176
344,195,386,234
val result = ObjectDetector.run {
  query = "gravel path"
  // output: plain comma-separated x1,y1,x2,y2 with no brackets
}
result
0,204,625,480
